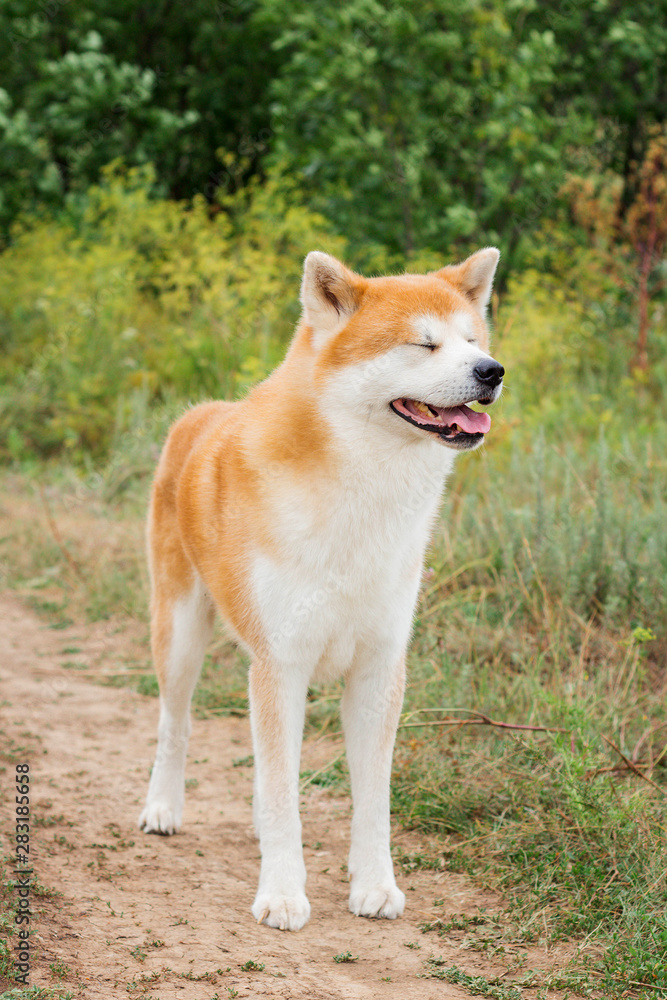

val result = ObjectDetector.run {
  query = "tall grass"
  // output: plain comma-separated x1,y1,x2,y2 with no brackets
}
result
391,429,667,998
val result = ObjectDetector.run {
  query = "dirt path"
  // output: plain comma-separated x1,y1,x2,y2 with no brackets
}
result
0,593,571,999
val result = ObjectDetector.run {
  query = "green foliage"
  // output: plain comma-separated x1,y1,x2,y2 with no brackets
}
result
258,0,585,265
498,229,667,429
522,0,667,195
0,0,280,234
0,28,195,235
239,959,265,972
0,0,663,271
0,162,344,460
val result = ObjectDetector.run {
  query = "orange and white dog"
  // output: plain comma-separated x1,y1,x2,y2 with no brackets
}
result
139,249,504,930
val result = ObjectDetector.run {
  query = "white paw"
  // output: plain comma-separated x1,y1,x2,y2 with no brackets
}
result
139,800,182,835
349,882,405,920
252,891,311,931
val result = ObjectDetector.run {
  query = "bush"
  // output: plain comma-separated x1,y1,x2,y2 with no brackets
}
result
0,161,345,460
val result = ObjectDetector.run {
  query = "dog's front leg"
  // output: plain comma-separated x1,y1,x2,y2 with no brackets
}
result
342,653,406,919
249,658,310,930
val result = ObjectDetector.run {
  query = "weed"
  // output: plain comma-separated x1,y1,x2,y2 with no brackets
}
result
240,959,265,972
181,968,220,981
420,913,488,934
0,729,36,763
232,754,254,768
135,674,159,697
422,961,523,999
31,878,62,899
300,755,348,791
34,814,66,828
333,952,358,964
0,990,75,999
49,959,71,980
52,834,76,852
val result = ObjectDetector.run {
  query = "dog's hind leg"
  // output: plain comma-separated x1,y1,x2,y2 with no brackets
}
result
139,574,214,835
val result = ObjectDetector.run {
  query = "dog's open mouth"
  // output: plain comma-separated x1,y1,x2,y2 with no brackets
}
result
390,397,491,442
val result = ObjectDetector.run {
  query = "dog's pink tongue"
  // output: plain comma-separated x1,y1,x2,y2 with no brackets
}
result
443,404,491,434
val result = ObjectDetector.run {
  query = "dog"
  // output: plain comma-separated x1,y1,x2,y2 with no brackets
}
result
139,248,504,930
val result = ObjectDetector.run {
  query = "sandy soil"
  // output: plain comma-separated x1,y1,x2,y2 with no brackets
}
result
0,592,574,999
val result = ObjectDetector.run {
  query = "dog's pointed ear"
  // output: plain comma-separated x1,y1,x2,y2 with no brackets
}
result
300,252,364,346
436,247,500,317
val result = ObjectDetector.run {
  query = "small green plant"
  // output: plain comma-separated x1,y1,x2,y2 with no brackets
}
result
33,814,66,828
49,959,71,980
232,754,254,768
333,952,358,964
240,959,265,972
31,878,62,899
53,834,76,851
300,755,347,790
181,969,220,981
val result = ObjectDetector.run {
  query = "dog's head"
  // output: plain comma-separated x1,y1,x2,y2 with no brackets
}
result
299,249,504,451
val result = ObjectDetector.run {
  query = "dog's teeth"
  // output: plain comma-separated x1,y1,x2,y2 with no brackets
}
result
414,401,431,416
427,405,440,419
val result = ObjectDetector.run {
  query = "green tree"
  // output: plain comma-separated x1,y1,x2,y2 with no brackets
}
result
523,0,667,217
0,0,282,235
256,0,588,265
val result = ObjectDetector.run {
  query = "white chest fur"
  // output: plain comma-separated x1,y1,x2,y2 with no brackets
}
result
251,440,454,680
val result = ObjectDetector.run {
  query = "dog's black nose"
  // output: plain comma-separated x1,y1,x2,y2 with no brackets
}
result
473,359,504,388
